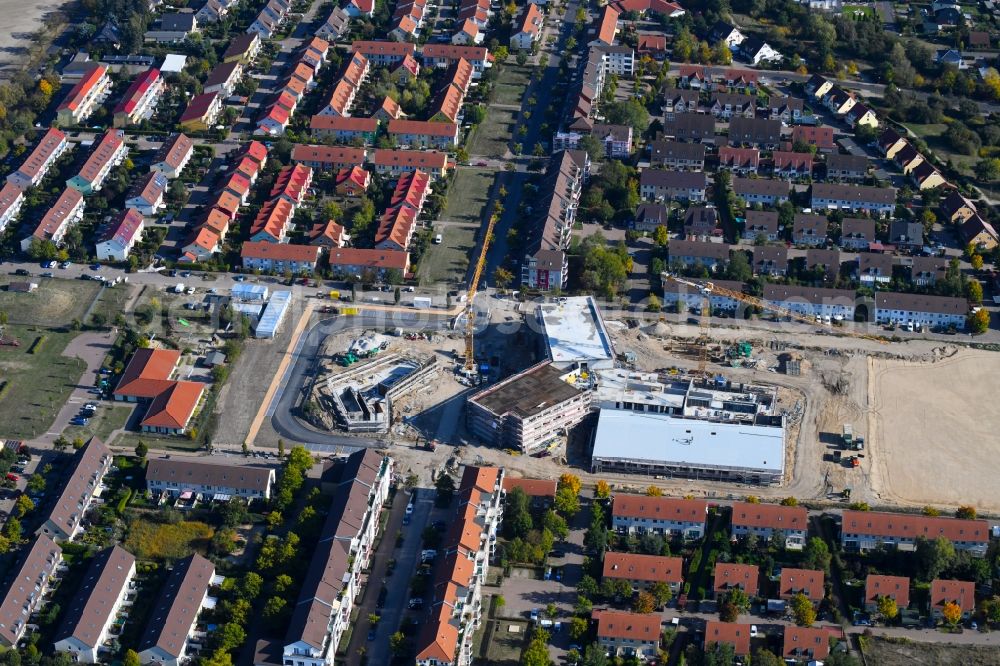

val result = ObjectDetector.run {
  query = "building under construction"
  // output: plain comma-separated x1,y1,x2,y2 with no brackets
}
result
466,361,591,453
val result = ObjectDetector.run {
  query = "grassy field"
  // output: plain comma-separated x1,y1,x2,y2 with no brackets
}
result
0,326,86,438
843,4,875,18
904,122,978,175
62,404,134,442
482,618,528,665
442,169,495,225
0,276,101,326
113,429,205,452
124,518,215,559
419,224,477,285
469,108,517,157
494,65,532,106
88,285,132,327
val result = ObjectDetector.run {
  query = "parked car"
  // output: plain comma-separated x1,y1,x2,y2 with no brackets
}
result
59,261,71,269
40,260,55,268
14,269,29,276
69,417,89,426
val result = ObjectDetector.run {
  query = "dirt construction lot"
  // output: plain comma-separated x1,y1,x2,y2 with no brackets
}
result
869,349,1000,512
865,635,1000,666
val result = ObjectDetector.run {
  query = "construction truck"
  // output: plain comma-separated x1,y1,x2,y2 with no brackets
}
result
339,352,358,367
842,424,853,449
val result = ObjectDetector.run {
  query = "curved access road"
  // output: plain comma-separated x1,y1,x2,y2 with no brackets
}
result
268,311,454,451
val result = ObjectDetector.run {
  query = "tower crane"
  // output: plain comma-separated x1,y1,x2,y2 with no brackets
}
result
664,273,886,373
461,207,501,377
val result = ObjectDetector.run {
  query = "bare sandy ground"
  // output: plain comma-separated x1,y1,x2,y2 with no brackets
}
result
0,0,61,78
870,349,1000,512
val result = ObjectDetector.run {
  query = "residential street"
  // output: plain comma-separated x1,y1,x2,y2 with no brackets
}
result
343,487,433,664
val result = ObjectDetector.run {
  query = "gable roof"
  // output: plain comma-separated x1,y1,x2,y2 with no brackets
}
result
713,562,759,595
865,574,911,607
930,579,975,612
55,545,135,648
603,552,683,584
779,567,825,601
114,348,181,398
730,501,807,532
704,621,751,655
138,554,215,658
612,495,708,523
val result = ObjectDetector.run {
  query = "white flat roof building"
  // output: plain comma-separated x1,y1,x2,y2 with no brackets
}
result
591,409,785,485
537,296,615,370
593,369,688,412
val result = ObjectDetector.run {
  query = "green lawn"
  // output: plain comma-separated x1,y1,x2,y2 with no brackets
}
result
0,327,87,438
904,122,978,176
469,108,517,157
442,169,495,225
88,285,132,328
493,65,533,106
419,225,477,285
482,618,528,665
843,4,875,18
62,404,134,442
113,430,206,452
0,276,101,326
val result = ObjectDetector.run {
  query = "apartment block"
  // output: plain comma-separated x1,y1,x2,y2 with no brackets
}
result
284,450,393,666
415,466,504,666
146,457,276,502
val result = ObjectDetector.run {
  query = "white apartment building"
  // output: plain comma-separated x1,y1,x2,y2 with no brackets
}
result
283,450,393,666
138,554,216,666
415,466,504,666
53,546,136,663
762,284,856,321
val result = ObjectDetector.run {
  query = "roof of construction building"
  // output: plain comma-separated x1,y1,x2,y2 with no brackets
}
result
538,296,614,368
469,362,582,419
592,409,784,474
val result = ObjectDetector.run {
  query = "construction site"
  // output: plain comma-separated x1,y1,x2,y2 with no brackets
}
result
301,334,440,434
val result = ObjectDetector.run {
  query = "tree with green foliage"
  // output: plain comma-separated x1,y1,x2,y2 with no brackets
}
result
595,480,611,500
435,474,456,505
803,537,832,574
542,509,569,540
504,487,533,539
240,572,263,601
14,495,33,518
554,487,581,517
915,536,956,581
521,628,552,666
649,581,673,608
703,640,736,666
569,616,588,640
123,650,141,666
217,622,246,651
753,648,786,666
389,631,406,655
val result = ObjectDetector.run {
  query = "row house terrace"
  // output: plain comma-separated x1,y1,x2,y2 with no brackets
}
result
611,495,708,539
841,510,989,556
112,68,165,128
37,438,112,542
729,501,808,549
7,128,70,189
521,151,588,291
0,536,62,647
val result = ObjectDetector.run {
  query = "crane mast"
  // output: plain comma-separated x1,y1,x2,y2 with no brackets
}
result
463,208,501,375
662,274,887,375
